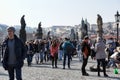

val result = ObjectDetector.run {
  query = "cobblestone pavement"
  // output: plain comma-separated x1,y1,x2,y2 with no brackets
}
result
0,57,120,80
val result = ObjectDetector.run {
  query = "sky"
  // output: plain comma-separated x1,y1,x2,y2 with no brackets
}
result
0,0,120,28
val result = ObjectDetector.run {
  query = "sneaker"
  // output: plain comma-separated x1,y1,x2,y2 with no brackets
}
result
36,61,38,64
55,66,57,68
98,74,100,77
85,73,89,76
104,74,108,77
63,67,65,69
68,66,71,69
82,73,89,76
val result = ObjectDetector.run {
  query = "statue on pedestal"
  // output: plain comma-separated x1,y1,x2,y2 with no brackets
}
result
36,22,43,39
81,19,88,40
97,14,103,38
47,31,51,39
70,28,75,40
19,15,26,44
76,32,79,40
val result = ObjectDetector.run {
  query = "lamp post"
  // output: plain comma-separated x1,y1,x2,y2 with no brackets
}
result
115,11,120,41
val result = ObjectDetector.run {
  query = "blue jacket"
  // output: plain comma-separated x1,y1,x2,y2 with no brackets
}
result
2,35,26,70
62,41,75,54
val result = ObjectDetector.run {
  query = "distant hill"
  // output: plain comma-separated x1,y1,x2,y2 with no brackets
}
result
0,24,8,32
0,24,37,33
0,22,118,39
13,25,37,33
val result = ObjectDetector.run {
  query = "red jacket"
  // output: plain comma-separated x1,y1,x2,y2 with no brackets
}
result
50,44,59,57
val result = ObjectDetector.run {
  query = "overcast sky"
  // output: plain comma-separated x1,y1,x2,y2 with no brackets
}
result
0,0,120,28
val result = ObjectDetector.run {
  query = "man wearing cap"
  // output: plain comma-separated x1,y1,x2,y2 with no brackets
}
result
2,27,26,80
81,36,91,76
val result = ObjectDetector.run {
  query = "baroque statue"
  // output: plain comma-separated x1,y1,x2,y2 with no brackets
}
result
36,22,43,39
20,15,26,29
97,14,103,38
19,15,26,44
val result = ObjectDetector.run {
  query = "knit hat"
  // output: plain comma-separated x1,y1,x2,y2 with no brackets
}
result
7,26,15,32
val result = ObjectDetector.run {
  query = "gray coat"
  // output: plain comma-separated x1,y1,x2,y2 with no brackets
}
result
95,41,106,59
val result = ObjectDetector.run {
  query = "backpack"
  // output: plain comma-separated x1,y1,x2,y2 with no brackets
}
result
66,43,76,55
66,43,72,52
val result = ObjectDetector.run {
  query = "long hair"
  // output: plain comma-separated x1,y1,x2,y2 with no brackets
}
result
51,40,57,48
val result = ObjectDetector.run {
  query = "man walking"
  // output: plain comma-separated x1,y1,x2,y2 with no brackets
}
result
2,27,26,80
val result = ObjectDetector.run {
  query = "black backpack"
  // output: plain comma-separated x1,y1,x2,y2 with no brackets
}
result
66,43,76,55
66,43,72,52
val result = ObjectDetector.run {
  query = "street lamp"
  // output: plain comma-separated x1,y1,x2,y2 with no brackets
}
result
115,11,120,41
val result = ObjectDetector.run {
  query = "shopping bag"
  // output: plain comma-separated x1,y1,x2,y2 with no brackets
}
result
114,68,118,74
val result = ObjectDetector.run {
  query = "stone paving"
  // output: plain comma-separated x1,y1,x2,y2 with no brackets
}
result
0,57,120,80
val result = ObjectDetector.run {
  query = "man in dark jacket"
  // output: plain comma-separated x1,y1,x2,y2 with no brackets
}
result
2,27,26,80
81,36,91,76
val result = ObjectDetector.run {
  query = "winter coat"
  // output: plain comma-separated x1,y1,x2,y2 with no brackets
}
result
2,35,26,70
33,44,39,53
50,44,59,57
62,41,75,54
95,41,106,59
81,41,91,56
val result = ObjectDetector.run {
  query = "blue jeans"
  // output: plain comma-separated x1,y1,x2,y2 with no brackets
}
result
8,65,22,80
58,50,63,60
107,59,117,68
27,54,33,63
63,53,71,68
40,51,44,62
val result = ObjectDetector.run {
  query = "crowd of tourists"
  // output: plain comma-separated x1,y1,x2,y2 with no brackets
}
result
0,26,120,80
24,37,76,69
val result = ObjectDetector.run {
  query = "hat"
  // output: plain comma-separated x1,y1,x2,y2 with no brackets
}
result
65,37,70,41
84,36,89,40
7,26,15,32
117,47,120,52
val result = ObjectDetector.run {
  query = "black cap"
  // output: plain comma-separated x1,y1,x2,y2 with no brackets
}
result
65,37,70,41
